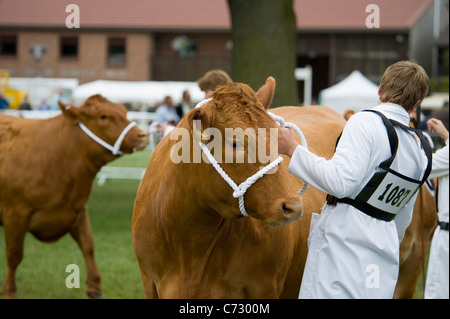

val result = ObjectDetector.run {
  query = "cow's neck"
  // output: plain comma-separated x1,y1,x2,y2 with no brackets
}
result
154,123,245,280
165,159,239,269
52,115,116,177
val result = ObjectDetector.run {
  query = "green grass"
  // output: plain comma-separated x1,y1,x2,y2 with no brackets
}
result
105,148,152,168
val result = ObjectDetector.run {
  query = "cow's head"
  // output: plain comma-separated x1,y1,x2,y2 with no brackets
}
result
185,78,303,225
58,95,149,156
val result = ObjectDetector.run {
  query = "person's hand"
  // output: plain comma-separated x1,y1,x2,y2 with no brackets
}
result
156,123,169,138
278,127,299,158
427,118,449,141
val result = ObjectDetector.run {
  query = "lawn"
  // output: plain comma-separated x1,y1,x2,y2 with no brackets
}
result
0,147,427,299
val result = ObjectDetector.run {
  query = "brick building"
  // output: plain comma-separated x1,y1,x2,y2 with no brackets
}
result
0,0,448,101
1,31,152,82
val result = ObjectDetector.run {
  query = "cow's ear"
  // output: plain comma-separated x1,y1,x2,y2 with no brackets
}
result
187,107,211,142
256,76,276,109
58,100,80,122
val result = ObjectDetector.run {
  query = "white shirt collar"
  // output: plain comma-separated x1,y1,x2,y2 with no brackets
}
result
373,102,411,125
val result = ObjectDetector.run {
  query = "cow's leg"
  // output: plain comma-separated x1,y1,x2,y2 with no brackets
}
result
2,213,28,299
69,206,101,299
395,245,423,298
141,271,159,299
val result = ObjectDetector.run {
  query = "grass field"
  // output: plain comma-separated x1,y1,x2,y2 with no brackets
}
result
0,147,427,299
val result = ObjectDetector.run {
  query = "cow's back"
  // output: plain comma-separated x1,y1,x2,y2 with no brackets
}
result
0,114,91,232
0,115,61,192
0,115,31,154
0,115,39,198
0,114,50,165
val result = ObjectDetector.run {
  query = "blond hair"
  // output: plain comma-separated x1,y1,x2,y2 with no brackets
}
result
379,61,429,112
197,69,232,93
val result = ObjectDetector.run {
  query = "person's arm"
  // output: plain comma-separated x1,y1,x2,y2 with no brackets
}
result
427,118,449,179
427,118,449,141
279,113,374,198
429,142,449,179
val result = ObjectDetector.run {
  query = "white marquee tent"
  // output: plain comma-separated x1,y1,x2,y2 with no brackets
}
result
72,80,205,107
319,70,379,114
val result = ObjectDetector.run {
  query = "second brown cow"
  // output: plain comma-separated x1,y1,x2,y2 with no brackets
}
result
0,94,149,298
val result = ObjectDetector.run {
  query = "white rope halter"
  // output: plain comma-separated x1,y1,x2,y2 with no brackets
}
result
195,98,212,109
198,109,309,217
268,112,309,196
79,121,137,156
200,141,283,217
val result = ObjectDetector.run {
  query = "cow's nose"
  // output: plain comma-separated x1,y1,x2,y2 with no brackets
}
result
282,198,303,220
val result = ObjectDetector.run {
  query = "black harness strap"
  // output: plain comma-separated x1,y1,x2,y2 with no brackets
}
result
327,110,433,222
438,221,449,231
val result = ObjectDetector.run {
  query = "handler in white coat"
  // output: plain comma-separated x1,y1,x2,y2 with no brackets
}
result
424,118,449,299
278,61,431,299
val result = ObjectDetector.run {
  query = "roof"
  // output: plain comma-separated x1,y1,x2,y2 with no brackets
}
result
294,0,434,30
0,0,434,31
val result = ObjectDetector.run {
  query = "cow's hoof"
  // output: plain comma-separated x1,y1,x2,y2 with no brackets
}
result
87,291,102,299
1,289,18,299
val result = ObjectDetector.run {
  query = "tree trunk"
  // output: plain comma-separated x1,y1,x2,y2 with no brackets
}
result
227,0,298,107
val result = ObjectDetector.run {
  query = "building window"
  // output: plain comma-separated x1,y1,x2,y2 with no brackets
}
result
107,37,126,66
171,35,197,57
60,36,78,58
0,35,18,56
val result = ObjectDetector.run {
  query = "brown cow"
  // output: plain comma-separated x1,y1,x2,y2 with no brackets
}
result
132,78,346,298
0,95,149,299
394,183,437,298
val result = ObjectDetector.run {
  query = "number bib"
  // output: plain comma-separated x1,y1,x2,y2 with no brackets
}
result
327,110,432,222
356,169,421,216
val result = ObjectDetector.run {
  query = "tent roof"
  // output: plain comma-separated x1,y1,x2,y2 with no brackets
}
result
319,70,379,114
72,80,205,106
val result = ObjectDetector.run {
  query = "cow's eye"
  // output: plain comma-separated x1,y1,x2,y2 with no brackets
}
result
232,141,242,149
100,115,107,120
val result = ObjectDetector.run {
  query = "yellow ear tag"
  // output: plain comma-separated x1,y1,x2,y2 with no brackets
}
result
201,131,209,139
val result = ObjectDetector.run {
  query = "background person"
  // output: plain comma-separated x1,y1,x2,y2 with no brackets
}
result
424,118,449,299
154,95,180,125
155,70,232,139
430,101,449,130
18,95,32,110
175,90,193,119
197,69,232,98
0,91,9,110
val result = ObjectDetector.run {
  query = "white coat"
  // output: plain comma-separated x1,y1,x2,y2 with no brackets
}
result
288,103,429,299
425,139,449,299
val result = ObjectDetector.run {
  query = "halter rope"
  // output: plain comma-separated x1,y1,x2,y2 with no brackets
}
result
268,112,309,195
199,142,283,217
79,121,137,155
197,103,309,217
